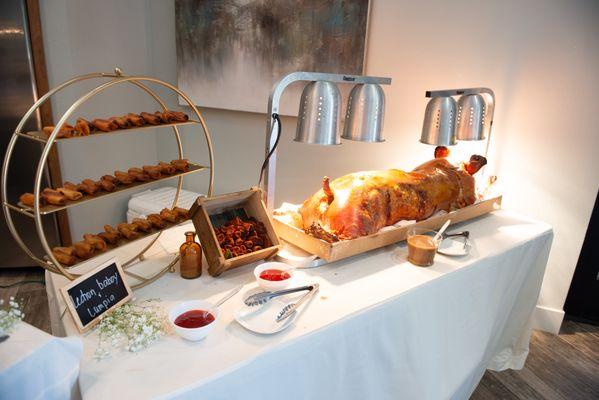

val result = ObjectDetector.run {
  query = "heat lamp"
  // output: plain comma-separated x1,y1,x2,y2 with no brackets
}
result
420,87,495,155
261,71,392,209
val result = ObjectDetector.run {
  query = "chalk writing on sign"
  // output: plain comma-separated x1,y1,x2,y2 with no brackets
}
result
62,259,131,331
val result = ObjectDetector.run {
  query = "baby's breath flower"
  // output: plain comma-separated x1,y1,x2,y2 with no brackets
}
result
94,299,167,360
0,297,24,334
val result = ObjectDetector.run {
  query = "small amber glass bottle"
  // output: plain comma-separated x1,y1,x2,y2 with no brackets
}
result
179,231,202,279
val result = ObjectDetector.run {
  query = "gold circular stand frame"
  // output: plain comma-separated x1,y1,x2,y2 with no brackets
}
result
1,68,214,289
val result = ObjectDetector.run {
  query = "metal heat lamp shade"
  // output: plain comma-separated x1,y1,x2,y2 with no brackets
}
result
420,96,457,146
342,83,386,142
295,81,341,145
456,94,486,140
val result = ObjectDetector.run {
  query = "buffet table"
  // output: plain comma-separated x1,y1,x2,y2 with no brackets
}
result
45,210,552,400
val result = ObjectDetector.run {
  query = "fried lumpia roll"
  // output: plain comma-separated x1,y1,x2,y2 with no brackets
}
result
153,111,169,123
132,218,152,232
78,179,99,195
159,208,177,223
128,171,150,182
140,112,161,125
74,241,94,259
104,224,120,237
146,214,167,229
83,234,107,251
142,165,162,179
164,111,189,123
98,231,119,244
108,116,130,129
172,207,189,221
41,188,66,205
81,179,97,187
157,161,176,175
170,159,189,171
56,187,83,201
128,167,143,175
42,124,75,138
63,181,79,191
126,113,145,127
19,193,36,207
52,246,76,265
74,118,92,136
91,118,118,132
117,223,139,239
114,171,135,185
96,179,116,192
60,124,76,138
101,174,116,184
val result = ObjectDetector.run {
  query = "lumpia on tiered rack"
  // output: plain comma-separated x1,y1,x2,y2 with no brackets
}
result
1,68,214,289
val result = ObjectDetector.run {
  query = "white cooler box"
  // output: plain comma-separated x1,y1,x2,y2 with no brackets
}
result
127,187,202,222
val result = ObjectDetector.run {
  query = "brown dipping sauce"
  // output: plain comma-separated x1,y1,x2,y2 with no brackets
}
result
407,234,438,266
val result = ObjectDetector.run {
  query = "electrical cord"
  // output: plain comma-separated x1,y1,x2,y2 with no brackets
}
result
258,113,282,186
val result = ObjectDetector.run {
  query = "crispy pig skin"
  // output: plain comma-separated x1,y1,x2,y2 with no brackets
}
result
299,158,479,241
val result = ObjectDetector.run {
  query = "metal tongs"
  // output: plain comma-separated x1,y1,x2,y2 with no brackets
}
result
276,283,320,323
440,230,470,251
443,230,470,240
244,284,315,307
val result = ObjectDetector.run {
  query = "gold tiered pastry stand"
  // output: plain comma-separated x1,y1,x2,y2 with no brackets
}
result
1,68,214,289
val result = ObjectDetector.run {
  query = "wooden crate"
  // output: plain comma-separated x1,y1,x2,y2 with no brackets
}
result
190,187,281,276
273,195,502,263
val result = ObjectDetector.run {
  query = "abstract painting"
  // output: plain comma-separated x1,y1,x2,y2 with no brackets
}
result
175,0,370,115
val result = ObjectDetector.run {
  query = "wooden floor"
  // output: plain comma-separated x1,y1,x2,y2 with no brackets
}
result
471,321,599,400
0,267,51,333
1,267,598,399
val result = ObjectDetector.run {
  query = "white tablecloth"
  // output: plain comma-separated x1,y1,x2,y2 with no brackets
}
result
46,210,552,400
0,322,82,400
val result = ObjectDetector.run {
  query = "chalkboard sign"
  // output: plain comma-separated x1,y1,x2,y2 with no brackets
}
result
60,258,132,333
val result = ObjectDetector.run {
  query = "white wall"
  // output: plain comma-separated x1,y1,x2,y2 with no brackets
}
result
40,0,599,332
364,0,599,333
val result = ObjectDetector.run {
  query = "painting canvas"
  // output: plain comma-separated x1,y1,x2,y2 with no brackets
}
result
175,0,370,115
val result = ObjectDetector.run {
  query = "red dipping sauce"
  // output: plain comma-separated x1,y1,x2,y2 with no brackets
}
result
174,309,215,329
259,269,291,281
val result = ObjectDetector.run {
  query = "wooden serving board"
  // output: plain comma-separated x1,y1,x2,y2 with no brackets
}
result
273,195,502,263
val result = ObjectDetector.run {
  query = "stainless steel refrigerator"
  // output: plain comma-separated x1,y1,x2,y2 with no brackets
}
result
0,0,60,267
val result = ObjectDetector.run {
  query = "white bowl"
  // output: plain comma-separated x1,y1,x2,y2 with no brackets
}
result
254,262,295,291
168,300,219,341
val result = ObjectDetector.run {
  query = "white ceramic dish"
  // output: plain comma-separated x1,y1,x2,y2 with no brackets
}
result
437,236,472,256
234,290,296,334
254,262,295,291
168,300,219,341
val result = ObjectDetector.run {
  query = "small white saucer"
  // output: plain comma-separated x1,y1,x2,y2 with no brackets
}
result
234,273,308,335
438,236,472,256
234,296,296,335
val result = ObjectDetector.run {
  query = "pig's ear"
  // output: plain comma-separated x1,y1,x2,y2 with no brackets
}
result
322,177,335,205
464,155,487,175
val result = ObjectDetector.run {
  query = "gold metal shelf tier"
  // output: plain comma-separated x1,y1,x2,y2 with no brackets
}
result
56,218,191,271
12,162,208,216
17,120,200,143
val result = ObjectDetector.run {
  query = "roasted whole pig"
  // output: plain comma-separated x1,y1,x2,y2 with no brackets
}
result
299,155,486,242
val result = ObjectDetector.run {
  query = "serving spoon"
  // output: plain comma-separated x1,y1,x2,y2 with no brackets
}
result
433,219,451,242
